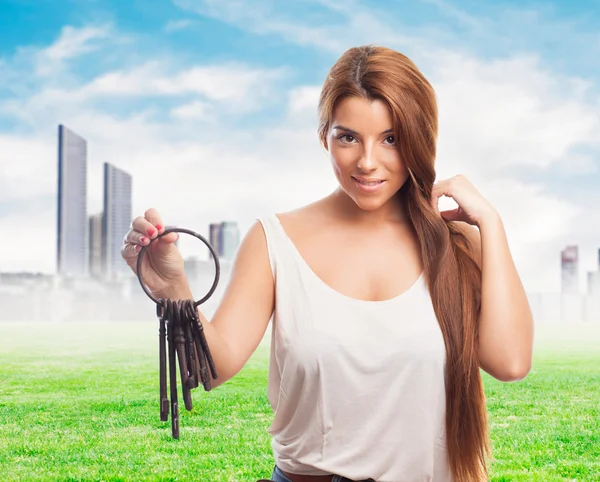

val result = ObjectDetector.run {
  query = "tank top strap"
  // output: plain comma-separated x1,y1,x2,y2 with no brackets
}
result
256,213,286,281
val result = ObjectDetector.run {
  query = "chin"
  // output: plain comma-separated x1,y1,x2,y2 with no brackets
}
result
350,193,389,211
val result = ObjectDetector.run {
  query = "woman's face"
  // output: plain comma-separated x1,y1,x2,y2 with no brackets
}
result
327,96,409,214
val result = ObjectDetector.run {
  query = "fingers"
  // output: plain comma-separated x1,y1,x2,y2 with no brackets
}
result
125,228,150,246
144,208,166,236
121,241,141,265
160,232,179,244
121,208,178,267
131,214,160,239
431,179,452,211
125,228,178,247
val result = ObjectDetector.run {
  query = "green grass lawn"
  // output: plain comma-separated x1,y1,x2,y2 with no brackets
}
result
0,321,599,481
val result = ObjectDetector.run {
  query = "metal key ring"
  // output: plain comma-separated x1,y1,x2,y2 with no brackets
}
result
136,227,220,308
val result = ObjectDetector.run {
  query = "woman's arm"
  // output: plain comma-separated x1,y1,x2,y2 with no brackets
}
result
462,213,534,382
157,220,275,389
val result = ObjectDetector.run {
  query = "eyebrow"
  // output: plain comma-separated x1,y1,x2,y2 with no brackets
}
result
332,125,393,135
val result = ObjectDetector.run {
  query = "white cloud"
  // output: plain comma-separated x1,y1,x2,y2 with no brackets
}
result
170,100,211,119
82,62,288,100
0,135,56,201
287,85,321,116
1,60,290,122
0,208,56,273
34,24,113,76
433,52,600,172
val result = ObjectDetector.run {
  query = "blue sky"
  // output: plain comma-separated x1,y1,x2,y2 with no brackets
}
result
0,0,599,294
2,0,600,78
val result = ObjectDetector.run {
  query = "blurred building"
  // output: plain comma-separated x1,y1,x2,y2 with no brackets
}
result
56,124,88,277
208,221,240,260
587,271,600,296
89,213,103,279
209,223,223,257
102,163,132,281
561,245,579,294
587,248,600,296
221,221,240,260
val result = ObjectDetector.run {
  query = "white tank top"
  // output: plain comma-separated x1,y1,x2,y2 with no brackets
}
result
258,213,453,482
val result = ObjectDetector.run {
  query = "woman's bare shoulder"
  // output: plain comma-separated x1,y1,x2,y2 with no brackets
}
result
274,198,334,235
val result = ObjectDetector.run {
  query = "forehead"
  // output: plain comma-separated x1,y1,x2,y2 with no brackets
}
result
331,96,393,130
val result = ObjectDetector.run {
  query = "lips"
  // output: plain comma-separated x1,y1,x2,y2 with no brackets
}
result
352,176,385,186
352,176,386,193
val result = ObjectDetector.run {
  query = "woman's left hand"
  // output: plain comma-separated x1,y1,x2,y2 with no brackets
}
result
431,174,498,227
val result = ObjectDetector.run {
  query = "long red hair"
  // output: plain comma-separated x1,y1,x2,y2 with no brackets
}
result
317,45,491,481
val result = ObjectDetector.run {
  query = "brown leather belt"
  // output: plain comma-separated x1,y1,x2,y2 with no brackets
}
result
279,469,375,482
280,471,337,482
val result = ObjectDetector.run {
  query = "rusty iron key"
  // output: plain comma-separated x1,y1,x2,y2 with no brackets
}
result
158,301,169,422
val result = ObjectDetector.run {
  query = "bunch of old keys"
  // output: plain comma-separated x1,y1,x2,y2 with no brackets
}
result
157,298,218,438
137,227,221,439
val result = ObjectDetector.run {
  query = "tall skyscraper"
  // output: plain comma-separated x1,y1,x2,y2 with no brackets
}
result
102,163,132,280
221,221,240,260
561,245,579,294
56,124,88,277
89,213,103,279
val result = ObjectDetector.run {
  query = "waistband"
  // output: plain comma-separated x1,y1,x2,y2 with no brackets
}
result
270,465,375,482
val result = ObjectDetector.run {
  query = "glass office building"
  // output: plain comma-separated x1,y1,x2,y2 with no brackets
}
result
102,163,132,280
56,124,88,277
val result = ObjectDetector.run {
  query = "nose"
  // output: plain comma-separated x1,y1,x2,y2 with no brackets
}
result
356,144,378,173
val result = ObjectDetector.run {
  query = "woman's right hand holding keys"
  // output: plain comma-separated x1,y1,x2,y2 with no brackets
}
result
121,208,276,390
121,207,187,298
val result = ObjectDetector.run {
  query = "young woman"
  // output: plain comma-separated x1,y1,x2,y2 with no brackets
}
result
122,45,534,482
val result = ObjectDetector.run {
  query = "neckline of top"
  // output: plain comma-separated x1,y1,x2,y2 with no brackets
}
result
270,213,425,306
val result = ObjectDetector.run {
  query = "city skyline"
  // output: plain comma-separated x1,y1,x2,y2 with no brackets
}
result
54,123,240,280
8,120,600,295
56,124,134,280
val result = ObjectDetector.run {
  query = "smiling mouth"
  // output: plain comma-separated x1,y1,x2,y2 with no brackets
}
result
352,177,385,186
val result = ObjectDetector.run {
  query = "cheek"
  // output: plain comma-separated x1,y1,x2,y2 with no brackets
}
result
330,143,357,163
329,147,352,174
386,153,407,177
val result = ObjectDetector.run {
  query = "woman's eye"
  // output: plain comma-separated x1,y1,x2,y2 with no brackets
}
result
384,135,395,145
338,134,355,143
